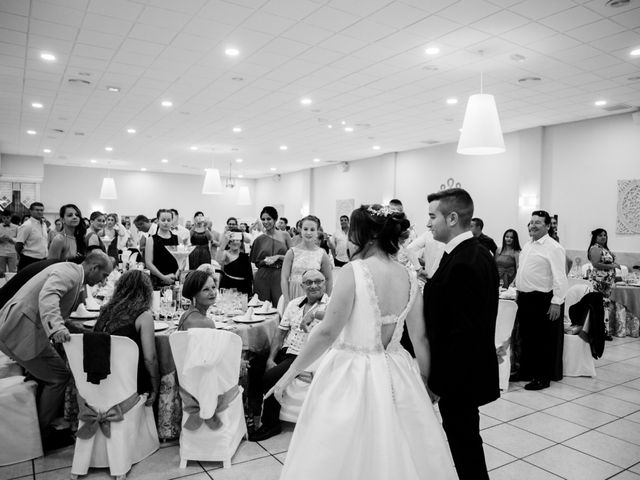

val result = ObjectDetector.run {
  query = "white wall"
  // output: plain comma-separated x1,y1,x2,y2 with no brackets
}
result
40,165,258,228
543,113,640,253
254,169,311,225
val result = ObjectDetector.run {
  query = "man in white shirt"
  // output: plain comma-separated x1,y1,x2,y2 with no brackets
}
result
514,210,568,391
15,202,48,270
407,229,445,281
249,269,329,442
329,215,351,267
170,209,191,245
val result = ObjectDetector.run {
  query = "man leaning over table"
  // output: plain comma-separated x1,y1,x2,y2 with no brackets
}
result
15,201,48,270
514,210,568,391
0,250,112,450
249,269,329,442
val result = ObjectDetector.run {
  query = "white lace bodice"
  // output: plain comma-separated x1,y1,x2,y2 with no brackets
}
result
334,259,418,354
290,247,325,283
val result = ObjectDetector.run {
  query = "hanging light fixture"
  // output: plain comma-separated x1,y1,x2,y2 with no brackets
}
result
202,168,222,194
457,73,505,155
100,163,117,199
225,161,236,189
237,186,251,206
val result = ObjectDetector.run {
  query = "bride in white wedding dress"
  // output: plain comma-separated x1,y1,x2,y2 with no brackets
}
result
270,205,458,480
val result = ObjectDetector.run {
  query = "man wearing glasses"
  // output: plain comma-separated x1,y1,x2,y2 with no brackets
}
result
514,210,568,391
249,269,329,441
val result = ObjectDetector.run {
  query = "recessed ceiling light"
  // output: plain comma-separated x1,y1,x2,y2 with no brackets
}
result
235,158,243,163
161,158,168,163
509,53,526,63
518,76,542,83
425,46,440,55
313,158,320,163
341,120,346,125
40,52,56,62
140,168,147,172
105,146,113,152
279,145,288,151
300,98,312,105
372,145,381,150
26,129,36,135
190,145,198,151
344,127,354,132
43,148,51,153
90,159,97,164
225,47,240,57
232,127,242,133
594,100,607,106
631,48,640,56
231,76,244,81
31,102,43,109
238,174,244,178
161,100,173,107
107,86,120,92
446,98,458,105
127,128,136,134
327,124,333,129
270,167,277,171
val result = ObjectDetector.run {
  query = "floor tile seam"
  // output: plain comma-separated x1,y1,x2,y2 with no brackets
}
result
168,470,212,480
271,452,284,465
483,423,559,457
519,456,568,479
584,425,640,450
570,398,639,418
31,459,36,480
486,456,520,472
621,381,640,392
558,441,636,470
200,452,273,471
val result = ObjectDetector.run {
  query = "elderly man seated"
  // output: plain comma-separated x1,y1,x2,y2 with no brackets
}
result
249,269,329,442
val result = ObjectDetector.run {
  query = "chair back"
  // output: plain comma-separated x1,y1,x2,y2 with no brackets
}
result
169,330,242,405
564,283,593,324
581,262,592,276
495,300,517,346
64,334,139,410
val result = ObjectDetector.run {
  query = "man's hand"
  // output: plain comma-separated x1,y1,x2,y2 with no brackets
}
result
416,268,429,283
548,304,561,321
266,358,277,370
145,390,157,407
51,328,71,343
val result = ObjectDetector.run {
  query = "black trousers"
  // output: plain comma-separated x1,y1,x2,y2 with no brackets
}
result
517,291,564,382
18,253,45,271
259,349,296,428
439,397,489,480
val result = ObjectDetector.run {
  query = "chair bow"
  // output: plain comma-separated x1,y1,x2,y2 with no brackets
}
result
179,385,240,431
76,392,140,439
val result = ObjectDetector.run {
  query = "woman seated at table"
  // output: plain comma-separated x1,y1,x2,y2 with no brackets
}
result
495,229,521,287
85,211,106,252
94,269,159,405
145,209,179,289
217,228,253,296
48,204,87,261
177,270,217,330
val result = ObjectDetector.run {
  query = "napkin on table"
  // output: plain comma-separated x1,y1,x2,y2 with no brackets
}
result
85,286,100,310
259,301,272,313
249,294,260,305
74,303,91,317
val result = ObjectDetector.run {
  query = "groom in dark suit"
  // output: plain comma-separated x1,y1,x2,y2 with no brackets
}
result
423,188,499,480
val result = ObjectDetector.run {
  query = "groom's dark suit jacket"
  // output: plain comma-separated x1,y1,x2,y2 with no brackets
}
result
424,236,500,407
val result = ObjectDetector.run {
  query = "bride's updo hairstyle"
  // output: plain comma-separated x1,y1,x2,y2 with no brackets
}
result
349,204,410,257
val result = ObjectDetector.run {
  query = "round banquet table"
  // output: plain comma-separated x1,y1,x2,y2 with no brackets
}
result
610,285,640,338
65,312,280,440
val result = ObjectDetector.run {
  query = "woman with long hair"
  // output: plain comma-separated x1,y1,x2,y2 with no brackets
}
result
94,270,159,405
271,205,457,479
101,213,127,259
250,206,291,304
217,228,253,296
188,212,213,269
495,229,521,287
177,270,217,330
48,204,87,261
281,215,333,306
85,211,106,252
145,209,179,289
588,228,619,338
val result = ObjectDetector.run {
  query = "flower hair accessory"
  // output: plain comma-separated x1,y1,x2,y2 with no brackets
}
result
367,205,394,218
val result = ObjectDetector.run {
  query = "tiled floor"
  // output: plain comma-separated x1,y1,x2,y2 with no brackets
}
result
2,336,640,480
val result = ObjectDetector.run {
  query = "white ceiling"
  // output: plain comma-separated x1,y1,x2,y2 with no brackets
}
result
0,0,639,178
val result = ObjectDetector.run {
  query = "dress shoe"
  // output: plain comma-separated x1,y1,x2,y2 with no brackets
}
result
509,373,530,383
248,424,282,442
524,380,550,391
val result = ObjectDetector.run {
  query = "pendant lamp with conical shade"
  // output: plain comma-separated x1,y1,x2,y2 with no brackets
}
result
202,168,222,194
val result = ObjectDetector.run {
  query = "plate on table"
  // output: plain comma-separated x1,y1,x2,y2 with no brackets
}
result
253,308,278,316
232,315,264,324
70,311,99,320
247,301,264,308
224,309,246,317
82,320,97,328
154,321,171,331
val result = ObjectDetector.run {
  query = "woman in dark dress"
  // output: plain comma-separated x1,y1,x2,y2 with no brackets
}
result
188,212,212,269
145,209,179,289
494,229,521,287
217,228,253,296
94,270,159,405
85,211,106,252
250,206,291,304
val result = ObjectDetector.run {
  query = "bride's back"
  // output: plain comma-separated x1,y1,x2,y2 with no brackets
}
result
337,257,414,352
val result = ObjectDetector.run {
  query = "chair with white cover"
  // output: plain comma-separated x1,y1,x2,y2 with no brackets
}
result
0,376,42,466
279,327,326,423
64,334,159,479
581,262,592,277
563,284,597,377
495,300,518,392
169,329,246,469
